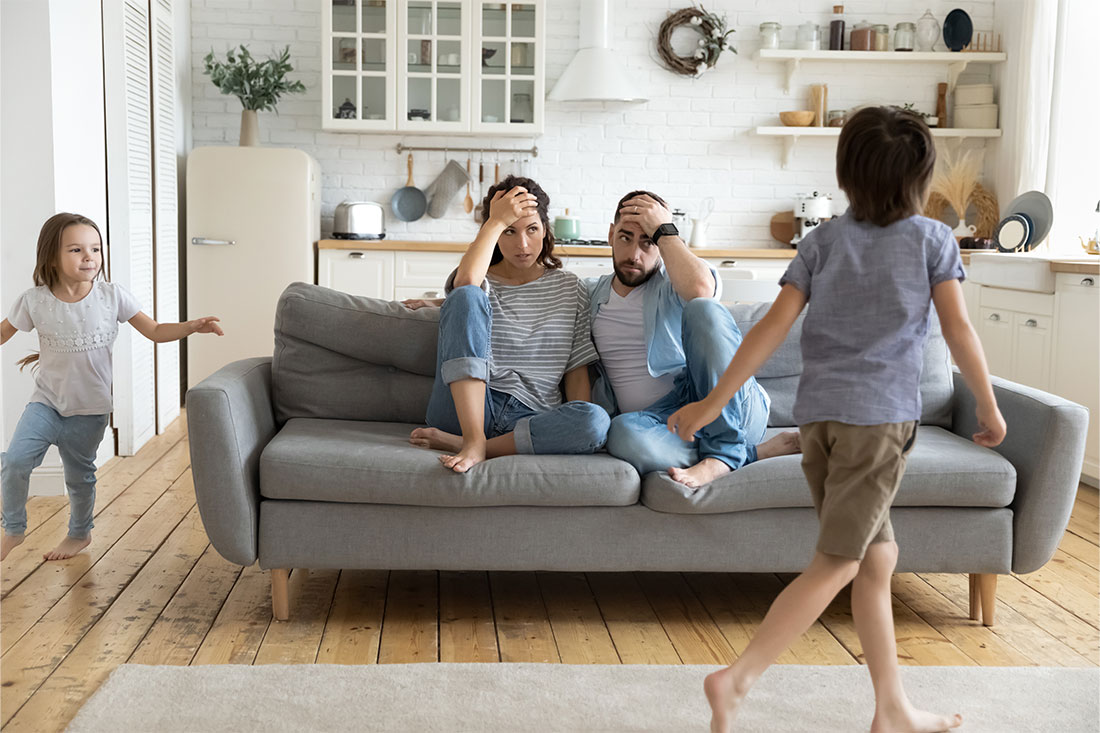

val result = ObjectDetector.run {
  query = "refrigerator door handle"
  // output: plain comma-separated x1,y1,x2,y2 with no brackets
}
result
191,237,236,246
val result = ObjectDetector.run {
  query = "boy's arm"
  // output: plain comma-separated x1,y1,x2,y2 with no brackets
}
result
932,279,1006,446
1,319,16,346
128,312,224,343
668,284,806,440
563,365,591,403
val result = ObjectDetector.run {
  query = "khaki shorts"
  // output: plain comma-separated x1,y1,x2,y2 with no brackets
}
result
799,420,919,560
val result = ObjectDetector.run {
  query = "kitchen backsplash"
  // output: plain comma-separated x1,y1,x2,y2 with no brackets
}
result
191,0,997,246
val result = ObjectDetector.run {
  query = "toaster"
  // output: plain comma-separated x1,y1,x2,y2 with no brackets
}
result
333,201,386,240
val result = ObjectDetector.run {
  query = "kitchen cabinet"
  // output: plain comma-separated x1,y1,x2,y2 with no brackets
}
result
322,0,544,135
976,287,1053,390
1051,272,1099,480
318,248,395,299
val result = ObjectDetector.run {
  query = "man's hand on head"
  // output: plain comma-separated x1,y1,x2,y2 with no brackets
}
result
619,195,672,241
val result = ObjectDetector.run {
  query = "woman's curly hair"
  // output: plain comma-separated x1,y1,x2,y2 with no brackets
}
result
481,175,561,270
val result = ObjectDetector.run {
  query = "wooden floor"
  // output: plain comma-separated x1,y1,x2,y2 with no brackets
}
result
1,414,1097,731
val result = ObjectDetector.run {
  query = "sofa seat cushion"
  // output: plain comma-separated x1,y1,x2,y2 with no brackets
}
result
641,426,1016,515
260,418,640,508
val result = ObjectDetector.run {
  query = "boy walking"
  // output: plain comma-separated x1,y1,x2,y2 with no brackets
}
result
668,106,1006,732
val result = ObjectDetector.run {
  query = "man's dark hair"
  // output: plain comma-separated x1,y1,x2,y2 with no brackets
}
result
613,190,670,223
836,106,936,227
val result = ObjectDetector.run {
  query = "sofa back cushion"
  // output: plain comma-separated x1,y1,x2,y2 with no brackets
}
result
272,283,953,428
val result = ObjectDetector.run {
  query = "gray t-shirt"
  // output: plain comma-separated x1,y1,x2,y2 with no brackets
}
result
779,211,965,426
446,267,598,411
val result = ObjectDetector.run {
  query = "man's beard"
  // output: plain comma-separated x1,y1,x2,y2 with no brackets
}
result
613,260,658,288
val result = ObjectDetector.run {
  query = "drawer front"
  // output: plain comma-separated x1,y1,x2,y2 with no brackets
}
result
395,251,463,289
395,285,446,301
1055,272,1099,292
979,286,1054,316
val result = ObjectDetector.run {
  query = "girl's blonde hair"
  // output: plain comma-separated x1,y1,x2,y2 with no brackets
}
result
16,213,106,371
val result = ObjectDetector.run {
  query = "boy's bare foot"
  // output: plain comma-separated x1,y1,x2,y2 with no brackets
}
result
704,667,750,733
43,534,91,561
440,440,487,474
871,703,962,733
669,457,731,489
1,534,25,561
756,430,801,460
409,427,463,453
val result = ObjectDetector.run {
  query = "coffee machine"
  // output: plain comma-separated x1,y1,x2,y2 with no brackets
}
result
792,191,833,246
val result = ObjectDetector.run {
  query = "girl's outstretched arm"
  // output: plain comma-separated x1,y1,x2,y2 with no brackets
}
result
1,319,16,346
128,312,224,343
667,284,806,440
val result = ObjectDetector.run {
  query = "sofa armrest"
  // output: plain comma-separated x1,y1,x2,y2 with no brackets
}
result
950,369,1089,574
185,357,276,566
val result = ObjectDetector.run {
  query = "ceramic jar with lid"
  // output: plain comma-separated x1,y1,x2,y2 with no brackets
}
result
760,22,782,50
916,9,939,51
872,24,890,51
850,20,873,50
827,109,847,127
894,22,916,51
796,22,821,50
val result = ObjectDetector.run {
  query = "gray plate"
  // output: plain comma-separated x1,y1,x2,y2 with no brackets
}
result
391,186,427,222
1003,190,1053,250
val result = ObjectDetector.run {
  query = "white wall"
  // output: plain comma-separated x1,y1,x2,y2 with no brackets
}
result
189,0,998,245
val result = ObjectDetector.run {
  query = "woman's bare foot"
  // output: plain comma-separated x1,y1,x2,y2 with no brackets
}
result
669,457,731,489
1,534,25,561
871,703,962,733
756,430,801,460
704,667,750,733
409,427,463,453
440,439,487,473
43,534,91,561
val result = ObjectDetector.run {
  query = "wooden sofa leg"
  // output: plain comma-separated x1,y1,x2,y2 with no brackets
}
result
978,573,998,627
271,568,290,621
968,574,981,621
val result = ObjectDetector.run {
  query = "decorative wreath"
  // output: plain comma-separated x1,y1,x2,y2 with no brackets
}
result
657,6,737,77
924,183,999,239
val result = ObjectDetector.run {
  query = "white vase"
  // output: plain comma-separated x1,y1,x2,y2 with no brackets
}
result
952,220,976,238
916,9,939,52
239,109,259,146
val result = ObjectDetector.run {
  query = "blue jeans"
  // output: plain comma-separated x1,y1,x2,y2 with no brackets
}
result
1,402,109,537
606,298,770,474
425,285,609,454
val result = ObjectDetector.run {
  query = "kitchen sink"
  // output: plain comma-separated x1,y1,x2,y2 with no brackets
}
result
967,252,1056,293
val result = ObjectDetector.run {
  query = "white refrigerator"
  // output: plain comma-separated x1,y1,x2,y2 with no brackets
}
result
186,146,320,388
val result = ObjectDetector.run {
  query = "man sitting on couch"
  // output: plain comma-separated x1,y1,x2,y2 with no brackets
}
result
590,191,800,488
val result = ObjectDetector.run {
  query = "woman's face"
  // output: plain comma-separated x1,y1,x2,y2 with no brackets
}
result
496,212,545,269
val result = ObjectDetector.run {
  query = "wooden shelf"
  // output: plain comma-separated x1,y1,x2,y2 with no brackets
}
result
756,126,1002,168
753,49,1007,92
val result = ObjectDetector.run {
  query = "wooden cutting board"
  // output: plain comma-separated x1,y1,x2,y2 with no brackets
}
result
770,211,795,246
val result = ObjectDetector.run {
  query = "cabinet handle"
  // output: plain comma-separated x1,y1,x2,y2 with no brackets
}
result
1082,277,1095,287
423,290,440,298
1024,318,1038,327
191,237,235,246
348,252,365,259
988,313,1001,322
719,260,738,267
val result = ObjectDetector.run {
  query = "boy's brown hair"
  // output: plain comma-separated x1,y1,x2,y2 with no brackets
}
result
836,106,936,227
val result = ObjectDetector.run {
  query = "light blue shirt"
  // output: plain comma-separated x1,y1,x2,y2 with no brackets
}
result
585,263,721,415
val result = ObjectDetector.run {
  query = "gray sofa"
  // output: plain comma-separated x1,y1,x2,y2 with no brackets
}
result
187,282,1089,623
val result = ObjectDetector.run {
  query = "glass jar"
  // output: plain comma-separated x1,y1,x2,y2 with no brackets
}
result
872,24,890,51
894,22,916,51
827,109,847,127
759,22,782,50
796,22,821,50
850,20,873,50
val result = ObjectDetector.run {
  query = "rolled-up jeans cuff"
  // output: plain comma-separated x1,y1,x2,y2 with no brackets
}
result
512,416,534,454
441,356,489,385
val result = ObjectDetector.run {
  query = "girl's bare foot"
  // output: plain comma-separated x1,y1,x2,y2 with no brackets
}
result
409,427,463,453
440,440,487,473
756,430,801,460
871,704,962,733
1,534,25,561
704,667,750,733
669,457,731,489
43,534,91,561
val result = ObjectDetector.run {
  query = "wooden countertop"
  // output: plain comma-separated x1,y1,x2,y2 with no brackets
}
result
1050,259,1100,275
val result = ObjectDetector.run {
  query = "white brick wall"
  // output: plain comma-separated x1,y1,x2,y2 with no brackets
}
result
191,0,999,246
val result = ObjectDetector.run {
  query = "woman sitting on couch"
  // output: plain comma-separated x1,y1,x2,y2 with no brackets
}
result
403,176,609,473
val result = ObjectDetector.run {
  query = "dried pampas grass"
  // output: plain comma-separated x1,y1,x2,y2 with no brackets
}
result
930,146,981,220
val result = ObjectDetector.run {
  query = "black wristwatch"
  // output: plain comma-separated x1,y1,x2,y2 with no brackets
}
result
652,223,678,245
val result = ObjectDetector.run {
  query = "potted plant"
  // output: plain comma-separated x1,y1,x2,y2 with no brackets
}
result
900,102,939,128
203,45,306,146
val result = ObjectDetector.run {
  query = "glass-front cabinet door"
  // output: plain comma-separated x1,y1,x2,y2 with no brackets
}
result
472,1,543,135
323,0,397,131
398,0,469,131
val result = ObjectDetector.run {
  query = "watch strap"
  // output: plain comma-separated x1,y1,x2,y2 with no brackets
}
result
653,223,678,245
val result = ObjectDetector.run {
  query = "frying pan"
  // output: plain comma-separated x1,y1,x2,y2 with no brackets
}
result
391,153,427,222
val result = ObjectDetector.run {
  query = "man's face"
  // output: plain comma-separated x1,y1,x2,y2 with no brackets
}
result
607,218,661,288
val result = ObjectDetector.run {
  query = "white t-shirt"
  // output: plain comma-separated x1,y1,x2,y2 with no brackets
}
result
591,282,676,413
7,281,142,416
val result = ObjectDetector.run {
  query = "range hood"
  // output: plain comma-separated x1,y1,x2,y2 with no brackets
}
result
547,0,647,103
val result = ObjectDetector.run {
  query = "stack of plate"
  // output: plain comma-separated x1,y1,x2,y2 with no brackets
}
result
994,191,1054,252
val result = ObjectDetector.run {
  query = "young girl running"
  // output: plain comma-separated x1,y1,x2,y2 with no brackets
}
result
1,212,223,562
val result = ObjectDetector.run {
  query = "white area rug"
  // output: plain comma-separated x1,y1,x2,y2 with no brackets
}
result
67,663,1099,732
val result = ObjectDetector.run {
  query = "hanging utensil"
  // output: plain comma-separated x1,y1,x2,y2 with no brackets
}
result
494,160,500,185
474,154,485,223
391,153,427,222
463,157,474,213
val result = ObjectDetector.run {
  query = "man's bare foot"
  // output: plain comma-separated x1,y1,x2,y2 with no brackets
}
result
704,667,750,733
669,457,731,489
409,427,463,453
1,534,25,561
43,534,91,561
440,440,487,473
756,430,801,460
871,703,962,733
